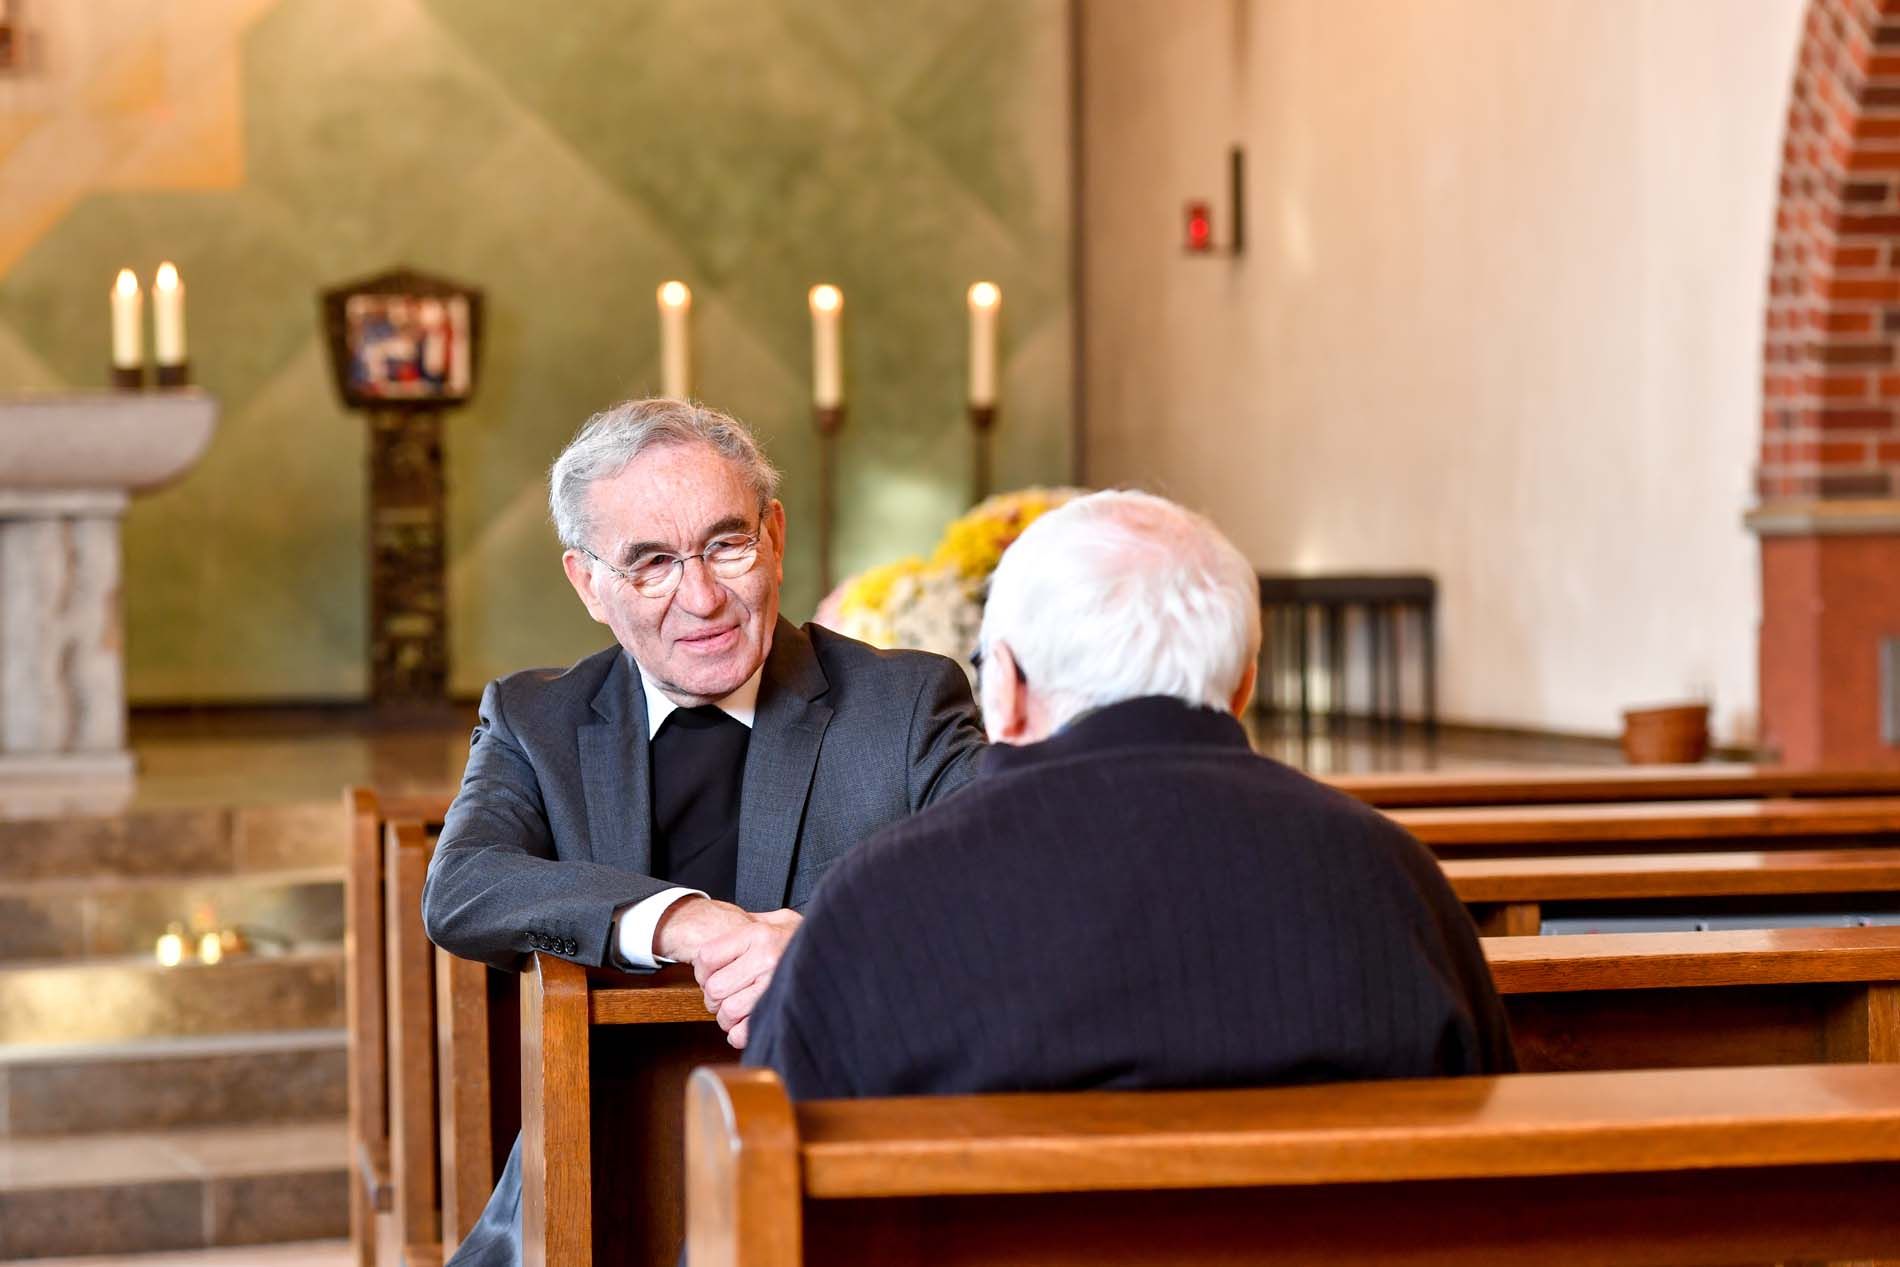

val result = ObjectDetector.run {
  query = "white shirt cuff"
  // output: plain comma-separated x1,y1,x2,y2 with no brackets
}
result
615,887,706,970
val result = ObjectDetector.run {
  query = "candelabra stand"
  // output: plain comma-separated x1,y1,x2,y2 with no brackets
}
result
814,404,845,593
969,404,997,504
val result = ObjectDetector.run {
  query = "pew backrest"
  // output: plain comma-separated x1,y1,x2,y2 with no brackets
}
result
1445,847,1900,934
1394,796,1900,856
685,1063,1900,1267
1332,764,1900,808
385,819,442,1262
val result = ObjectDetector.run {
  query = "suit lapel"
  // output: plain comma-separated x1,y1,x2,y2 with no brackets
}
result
736,620,832,911
579,651,653,875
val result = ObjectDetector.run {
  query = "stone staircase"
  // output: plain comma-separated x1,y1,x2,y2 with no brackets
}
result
0,802,351,1260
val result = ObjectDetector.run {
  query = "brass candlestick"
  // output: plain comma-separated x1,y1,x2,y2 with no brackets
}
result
155,361,191,388
969,404,997,504
815,404,845,593
110,365,145,391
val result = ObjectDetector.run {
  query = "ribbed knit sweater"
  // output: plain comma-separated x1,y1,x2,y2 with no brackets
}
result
745,696,1515,1099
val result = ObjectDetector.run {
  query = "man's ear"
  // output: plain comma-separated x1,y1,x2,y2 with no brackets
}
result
562,550,611,625
764,499,787,584
980,641,1030,744
1229,661,1258,719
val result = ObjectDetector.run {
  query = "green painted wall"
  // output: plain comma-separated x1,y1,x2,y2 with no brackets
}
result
0,0,1072,701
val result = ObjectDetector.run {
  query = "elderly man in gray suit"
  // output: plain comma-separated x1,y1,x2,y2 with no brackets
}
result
422,397,985,1266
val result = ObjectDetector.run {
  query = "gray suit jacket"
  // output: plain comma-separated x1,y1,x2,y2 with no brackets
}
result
427,620,984,1267
423,617,985,971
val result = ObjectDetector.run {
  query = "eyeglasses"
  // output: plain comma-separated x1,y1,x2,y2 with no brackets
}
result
581,528,763,599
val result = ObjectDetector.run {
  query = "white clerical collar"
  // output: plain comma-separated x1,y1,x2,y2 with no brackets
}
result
639,661,763,739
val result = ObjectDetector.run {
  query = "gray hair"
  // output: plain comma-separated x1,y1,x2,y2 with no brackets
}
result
548,398,781,551
979,490,1262,727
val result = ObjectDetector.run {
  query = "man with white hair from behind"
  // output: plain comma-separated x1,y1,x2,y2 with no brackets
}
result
744,489,1514,1098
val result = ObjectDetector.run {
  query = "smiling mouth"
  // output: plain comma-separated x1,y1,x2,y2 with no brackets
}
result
677,626,739,651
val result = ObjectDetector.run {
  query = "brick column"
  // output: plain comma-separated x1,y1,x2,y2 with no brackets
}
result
1753,0,1900,765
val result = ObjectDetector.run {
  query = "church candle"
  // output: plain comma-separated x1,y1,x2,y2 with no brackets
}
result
968,281,1000,407
809,284,843,408
657,280,691,399
110,268,142,369
153,261,187,366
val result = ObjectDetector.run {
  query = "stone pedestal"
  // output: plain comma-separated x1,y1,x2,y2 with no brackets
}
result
0,391,218,780
1749,499,1900,768
366,410,446,703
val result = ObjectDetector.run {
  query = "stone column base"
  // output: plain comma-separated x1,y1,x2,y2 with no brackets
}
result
0,489,129,772
1748,499,1900,767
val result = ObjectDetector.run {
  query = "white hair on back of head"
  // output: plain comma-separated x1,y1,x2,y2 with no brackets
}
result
979,489,1262,727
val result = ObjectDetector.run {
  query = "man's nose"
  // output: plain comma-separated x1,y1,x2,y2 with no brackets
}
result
672,556,724,615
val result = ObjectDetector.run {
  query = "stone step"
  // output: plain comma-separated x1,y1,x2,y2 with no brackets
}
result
0,866,343,964
0,802,341,885
0,1120,347,1259
0,1030,347,1138
0,947,344,1046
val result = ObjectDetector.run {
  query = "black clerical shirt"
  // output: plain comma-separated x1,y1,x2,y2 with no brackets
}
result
649,704,749,904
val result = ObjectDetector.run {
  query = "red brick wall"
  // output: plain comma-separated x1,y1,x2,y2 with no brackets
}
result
1762,0,1895,499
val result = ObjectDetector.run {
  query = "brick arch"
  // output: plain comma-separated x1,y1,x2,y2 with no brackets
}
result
1756,0,1900,767
1762,0,1894,498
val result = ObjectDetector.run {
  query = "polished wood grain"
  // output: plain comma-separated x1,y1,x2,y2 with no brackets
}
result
343,788,392,1267
434,949,518,1258
686,1068,801,1267
520,954,592,1267
1396,795,1900,847
1333,763,1900,808
588,965,720,1025
686,1064,1900,1266
1483,924,1900,992
383,820,441,1261
1445,846,1900,901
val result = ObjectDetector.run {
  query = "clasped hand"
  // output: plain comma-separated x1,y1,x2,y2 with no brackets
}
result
653,896,801,1049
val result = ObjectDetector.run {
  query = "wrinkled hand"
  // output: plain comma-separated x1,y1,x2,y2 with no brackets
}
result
692,908,802,1049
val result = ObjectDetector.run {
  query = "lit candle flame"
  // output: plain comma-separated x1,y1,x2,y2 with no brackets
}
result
155,261,179,291
155,930,184,967
198,931,223,965
115,268,139,297
809,284,842,313
968,281,1000,309
658,280,690,309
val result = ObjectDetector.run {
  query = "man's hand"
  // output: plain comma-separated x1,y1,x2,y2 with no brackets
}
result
693,908,802,1049
650,895,752,965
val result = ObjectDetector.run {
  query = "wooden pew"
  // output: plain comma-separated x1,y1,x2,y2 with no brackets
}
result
385,820,445,1267
1392,795,1900,858
344,787,454,1267
1330,763,1900,808
684,1062,1900,1266
516,923,1900,1266
434,945,519,1257
1490,924,1900,1070
1443,846,1900,935
373,809,520,1264
519,959,726,1267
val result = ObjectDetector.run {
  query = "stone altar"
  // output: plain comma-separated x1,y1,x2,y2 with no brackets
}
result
0,391,218,778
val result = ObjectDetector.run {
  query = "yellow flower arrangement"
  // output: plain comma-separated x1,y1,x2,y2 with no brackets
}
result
816,487,1085,670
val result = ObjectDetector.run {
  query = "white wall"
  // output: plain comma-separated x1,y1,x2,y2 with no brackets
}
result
1080,0,1805,743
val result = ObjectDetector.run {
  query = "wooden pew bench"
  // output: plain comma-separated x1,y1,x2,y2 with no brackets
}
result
1330,763,1900,809
511,923,1900,1266
1489,924,1900,1070
343,788,453,1267
1391,795,1900,859
685,1062,1900,1266
1443,846,1900,935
